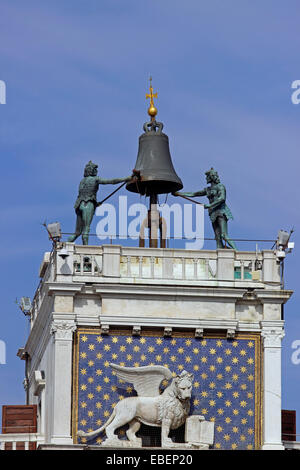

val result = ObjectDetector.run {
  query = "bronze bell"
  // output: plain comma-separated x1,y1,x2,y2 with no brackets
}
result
126,120,183,196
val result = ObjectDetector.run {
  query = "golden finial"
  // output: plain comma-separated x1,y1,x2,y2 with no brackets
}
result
146,76,158,121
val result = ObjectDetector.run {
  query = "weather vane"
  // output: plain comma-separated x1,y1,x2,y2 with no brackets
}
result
146,76,158,121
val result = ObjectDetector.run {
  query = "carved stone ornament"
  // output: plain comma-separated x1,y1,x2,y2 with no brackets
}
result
261,329,285,348
50,320,76,340
78,363,198,449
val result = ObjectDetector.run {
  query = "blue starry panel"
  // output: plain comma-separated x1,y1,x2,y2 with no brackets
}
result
72,329,261,450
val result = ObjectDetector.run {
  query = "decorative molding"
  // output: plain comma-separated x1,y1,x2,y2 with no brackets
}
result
100,323,110,335
164,327,172,337
132,326,141,336
195,328,204,338
227,328,236,340
51,320,76,340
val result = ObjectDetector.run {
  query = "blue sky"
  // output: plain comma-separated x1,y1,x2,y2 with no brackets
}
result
0,0,299,435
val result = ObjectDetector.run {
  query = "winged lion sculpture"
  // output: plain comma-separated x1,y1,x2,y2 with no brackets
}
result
77,363,194,447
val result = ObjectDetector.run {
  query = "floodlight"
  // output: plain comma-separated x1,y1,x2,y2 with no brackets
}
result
47,222,62,240
20,297,32,312
277,230,290,249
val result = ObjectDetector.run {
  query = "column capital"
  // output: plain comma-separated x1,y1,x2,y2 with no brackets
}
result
261,328,285,348
51,320,76,340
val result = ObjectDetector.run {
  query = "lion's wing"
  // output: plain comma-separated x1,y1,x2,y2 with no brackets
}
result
110,363,173,397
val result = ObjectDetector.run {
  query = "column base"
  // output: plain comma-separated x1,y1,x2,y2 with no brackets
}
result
262,443,285,450
50,436,74,445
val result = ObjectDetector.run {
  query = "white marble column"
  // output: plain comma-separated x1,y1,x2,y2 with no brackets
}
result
261,323,285,450
50,319,76,445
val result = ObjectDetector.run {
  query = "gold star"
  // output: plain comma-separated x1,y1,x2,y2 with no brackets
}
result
194,381,200,388
88,377,94,383
210,365,216,372
104,361,110,367
216,340,223,347
104,410,110,417
134,362,140,367
247,409,254,416
148,346,155,353
119,345,126,352
112,353,118,360
185,340,192,346
216,425,223,432
217,373,223,380
241,418,247,425
232,341,238,347
201,356,208,363
225,349,232,355
87,393,94,400
126,337,133,344
225,417,231,424
96,352,103,359
201,340,207,346
156,338,163,345
170,355,176,362
217,408,224,415
80,384,87,391
215,443,221,449
225,400,231,407
96,336,103,343
80,368,87,375
240,349,247,356
104,377,110,383
201,391,208,397
103,394,110,400
232,391,239,398
193,348,199,354
87,411,93,417
163,347,169,354
193,399,200,406
225,366,231,372
247,358,254,365
247,444,253,450
240,366,247,373
140,354,147,362
247,428,254,435
133,345,140,352
104,344,110,351
201,373,208,379
80,419,87,426
80,402,87,408
217,391,223,398
139,337,146,344
209,400,216,407
216,357,223,364
225,382,232,389
88,344,95,351
171,339,177,345
240,384,247,390
209,348,216,355
232,374,239,381
231,443,238,450
224,434,230,441
80,352,87,359
88,360,94,367
232,427,238,433
240,434,246,441
185,356,191,363
112,337,118,343
81,335,88,342
248,341,254,348
96,385,102,392
127,354,132,361
247,374,254,382
178,347,184,354
233,409,239,416
155,355,162,362
96,369,102,376
201,408,208,415
247,392,253,399
96,402,102,409
193,365,200,371
209,382,216,389
232,357,239,364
